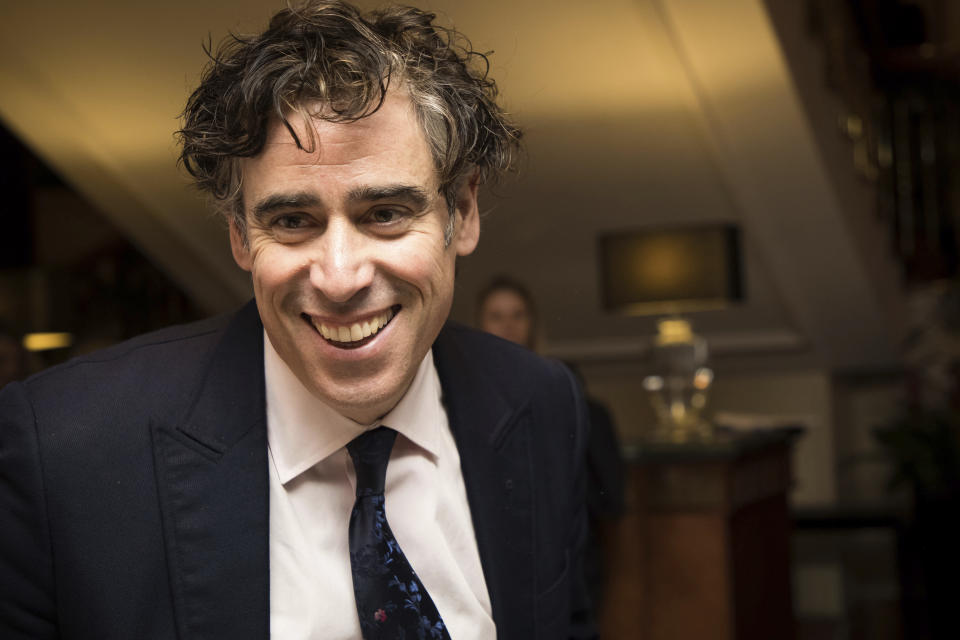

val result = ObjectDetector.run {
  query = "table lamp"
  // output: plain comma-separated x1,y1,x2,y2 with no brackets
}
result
598,224,743,441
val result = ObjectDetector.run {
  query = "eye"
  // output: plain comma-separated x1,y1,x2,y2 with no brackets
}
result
273,213,308,229
369,208,404,224
364,207,415,236
267,212,318,243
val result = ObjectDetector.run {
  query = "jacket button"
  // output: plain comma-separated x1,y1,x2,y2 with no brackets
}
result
504,478,514,491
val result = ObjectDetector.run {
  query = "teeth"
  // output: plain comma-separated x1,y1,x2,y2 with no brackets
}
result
312,308,395,344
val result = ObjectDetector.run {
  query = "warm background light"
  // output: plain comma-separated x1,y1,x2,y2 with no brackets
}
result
656,318,694,345
23,332,73,352
599,224,743,315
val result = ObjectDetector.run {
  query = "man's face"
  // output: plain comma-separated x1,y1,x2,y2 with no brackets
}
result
231,91,479,424
479,289,533,348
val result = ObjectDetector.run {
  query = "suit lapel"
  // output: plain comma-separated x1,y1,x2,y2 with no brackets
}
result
433,326,536,639
152,302,270,640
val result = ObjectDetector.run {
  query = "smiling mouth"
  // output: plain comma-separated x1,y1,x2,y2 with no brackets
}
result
303,305,399,349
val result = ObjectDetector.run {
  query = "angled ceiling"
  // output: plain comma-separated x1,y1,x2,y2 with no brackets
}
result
0,0,907,370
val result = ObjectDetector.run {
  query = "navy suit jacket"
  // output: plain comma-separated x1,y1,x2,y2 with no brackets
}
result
0,302,596,639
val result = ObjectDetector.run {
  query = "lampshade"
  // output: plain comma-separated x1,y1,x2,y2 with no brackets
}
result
598,224,743,315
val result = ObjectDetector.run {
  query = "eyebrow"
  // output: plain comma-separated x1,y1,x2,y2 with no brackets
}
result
346,184,433,211
251,192,322,222
249,185,434,222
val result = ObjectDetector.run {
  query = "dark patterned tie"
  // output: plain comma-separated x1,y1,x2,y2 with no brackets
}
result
346,426,452,640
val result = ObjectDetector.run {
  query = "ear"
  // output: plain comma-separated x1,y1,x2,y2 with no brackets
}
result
229,218,252,272
452,172,481,256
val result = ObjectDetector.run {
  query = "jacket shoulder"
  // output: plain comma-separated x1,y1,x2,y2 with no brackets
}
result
20,310,239,422
437,321,566,373
38,313,229,371
435,322,580,405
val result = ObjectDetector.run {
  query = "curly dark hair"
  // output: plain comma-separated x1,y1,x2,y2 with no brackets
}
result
177,0,522,237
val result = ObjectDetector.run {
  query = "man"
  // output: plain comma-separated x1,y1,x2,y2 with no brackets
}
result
0,2,595,639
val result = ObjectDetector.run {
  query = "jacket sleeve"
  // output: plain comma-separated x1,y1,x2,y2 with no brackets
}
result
559,365,600,640
0,382,58,638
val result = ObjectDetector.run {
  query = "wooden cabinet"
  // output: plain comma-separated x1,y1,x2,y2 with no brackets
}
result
599,428,800,640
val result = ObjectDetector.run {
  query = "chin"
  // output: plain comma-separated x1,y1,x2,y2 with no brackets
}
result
311,370,406,424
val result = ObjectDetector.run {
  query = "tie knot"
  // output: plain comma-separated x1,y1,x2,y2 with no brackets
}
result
347,426,398,496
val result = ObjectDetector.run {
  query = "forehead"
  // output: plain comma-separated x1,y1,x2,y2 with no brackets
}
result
484,289,530,310
242,91,438,194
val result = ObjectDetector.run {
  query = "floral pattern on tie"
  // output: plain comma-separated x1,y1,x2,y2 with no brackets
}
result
348,427,451,640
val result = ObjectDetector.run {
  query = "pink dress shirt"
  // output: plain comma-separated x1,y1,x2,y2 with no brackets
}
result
264,333,495,639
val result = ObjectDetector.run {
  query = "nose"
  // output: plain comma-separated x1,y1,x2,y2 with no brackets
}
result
307,219,375,304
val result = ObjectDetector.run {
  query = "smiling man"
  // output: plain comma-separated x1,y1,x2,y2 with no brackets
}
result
234,92,478,426
0,2,595,639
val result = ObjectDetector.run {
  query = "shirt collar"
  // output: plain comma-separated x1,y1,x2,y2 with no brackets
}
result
264,331,444,485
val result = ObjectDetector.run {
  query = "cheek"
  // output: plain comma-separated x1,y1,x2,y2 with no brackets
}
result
249,248,307,292
386,240,456,292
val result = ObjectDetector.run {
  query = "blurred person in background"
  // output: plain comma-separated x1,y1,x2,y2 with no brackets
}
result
476,276,539,350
